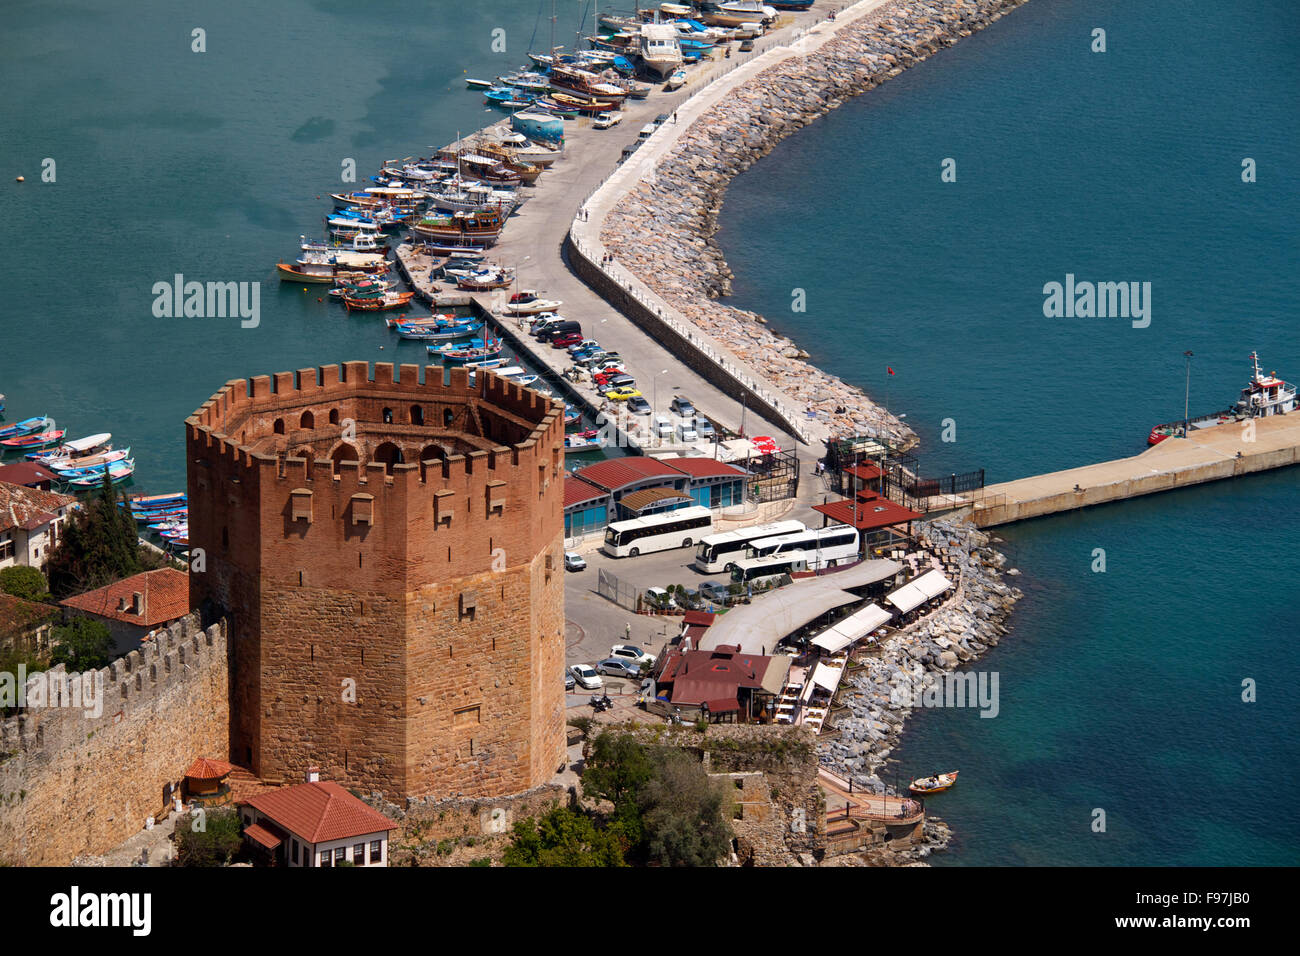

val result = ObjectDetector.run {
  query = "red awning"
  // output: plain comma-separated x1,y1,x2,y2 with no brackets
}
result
703,697,740,713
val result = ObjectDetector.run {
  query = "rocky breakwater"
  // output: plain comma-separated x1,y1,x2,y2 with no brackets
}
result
600,0,1030,449
820,515,1022,858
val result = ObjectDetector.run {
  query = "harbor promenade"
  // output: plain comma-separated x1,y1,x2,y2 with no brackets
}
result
396,4,848,457
965,415,1300,527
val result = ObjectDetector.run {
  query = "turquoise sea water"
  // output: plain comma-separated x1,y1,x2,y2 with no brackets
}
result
717,0,1299,864
1,0,1296,868
0,0,595,489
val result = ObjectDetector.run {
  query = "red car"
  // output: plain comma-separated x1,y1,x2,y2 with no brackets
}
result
593,368,627,386
552,332,584,349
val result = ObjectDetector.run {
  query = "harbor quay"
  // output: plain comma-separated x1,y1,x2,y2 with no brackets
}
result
966,414,1300,528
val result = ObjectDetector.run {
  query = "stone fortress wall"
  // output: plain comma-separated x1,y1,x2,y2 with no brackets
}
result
0,615,229,866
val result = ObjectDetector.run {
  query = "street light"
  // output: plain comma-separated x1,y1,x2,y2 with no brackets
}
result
653,368,668,419
513,254,531,298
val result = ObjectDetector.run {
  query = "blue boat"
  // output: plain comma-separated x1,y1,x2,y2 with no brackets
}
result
510,110,564,143
395,323,482,341
0,415,49,441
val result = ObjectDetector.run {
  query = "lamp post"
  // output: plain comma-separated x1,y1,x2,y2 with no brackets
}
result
653,368,668,419
513,254,531,300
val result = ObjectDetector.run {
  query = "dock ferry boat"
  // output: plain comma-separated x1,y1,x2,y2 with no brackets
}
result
1148,352,1297,445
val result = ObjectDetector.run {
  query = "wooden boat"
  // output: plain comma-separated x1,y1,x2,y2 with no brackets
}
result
2,429,65,449
128,492,187,509
480,129,561,166
411,209,506,247
429,336,503,364
47,448,131,474
547,65,629,103
395,323,481,342
463,357,512,370
329,278,395,298
547,91,619,115
456,269,514,291
27,432,111,461
0,415,50,441
136,508,187,524
665,67,687,90
342,291,415,311
908,771,959,795
65,459,135,488
384,312,465,328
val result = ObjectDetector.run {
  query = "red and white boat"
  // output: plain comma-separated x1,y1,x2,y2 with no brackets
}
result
1148,352,1296,445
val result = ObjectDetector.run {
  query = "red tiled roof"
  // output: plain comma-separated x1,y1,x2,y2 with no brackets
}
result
60,567,191,627
0,592,58,640
845,463,883,482
682,610,716,627
244,781,397,844
0,480,76,534
244,822,283,849
573,456,685,493
660,456,749,479
563,475,608,509
185,757,235,781
813,497,923,531
619,487,692,514
0,463,57,488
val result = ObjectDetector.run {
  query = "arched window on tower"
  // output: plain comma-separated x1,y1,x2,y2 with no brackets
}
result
273,418,286,435
410,405,424,426
382,407,393,424
300,410,314,429
329,408,340,425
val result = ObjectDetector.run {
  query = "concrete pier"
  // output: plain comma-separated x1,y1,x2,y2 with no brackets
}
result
964,415,1300,527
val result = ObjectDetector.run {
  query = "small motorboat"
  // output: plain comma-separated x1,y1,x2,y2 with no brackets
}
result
908,771,959,795
0,415,51,441
2,429,65,449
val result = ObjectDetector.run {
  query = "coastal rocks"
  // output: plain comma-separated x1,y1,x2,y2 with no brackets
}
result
599,0,1030,450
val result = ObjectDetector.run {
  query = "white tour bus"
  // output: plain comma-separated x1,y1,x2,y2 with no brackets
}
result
692,519,808,573
727,553,810,588
602,505,714,558
744,524,860,570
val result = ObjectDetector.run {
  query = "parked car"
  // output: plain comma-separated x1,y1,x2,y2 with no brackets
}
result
643,586,676,609
569,664,603,690
698,580,730,604
552,332,585,349
603,373,636,390
604,386,642,402
567,339,601,354
596,657,642,679
695,417,716,440
679,587,704,610
626,396,651,415
575,351,609,367
565,670,576,691
670,396,696,417
593,369,629,387
564,551,587,571
610,644,656,668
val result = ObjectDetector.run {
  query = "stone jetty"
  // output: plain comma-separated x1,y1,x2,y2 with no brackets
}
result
599,0,1031,449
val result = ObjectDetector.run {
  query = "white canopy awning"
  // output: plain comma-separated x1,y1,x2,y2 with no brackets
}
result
810,662,843,693
886,569,954,614
810,603,893,654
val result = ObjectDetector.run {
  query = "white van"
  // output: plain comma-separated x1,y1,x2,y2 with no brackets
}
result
676,421,698,442
653,416,673,440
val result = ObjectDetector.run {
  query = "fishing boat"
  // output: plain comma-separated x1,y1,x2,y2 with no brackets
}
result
665,67,687,90
0,416,50,441
411,209,506,247
484,87,538,111
547,64,629,103
430,335,504,364
464,358,515,372
328,278,396,298
26,432,111,461
342,290,416,311
705,2,778,28
147,519,188,533
384,312,471,329
1147,352,1297,445
45,448,131,473
565,429,603,451
2,429,66,450
128,492,187,510
547,91,619,115
482,129,562,165
456,269,515,291
510,110,566,143
136,508,187,524
395,323,482,342
465,77,494,90
496,71,553,95
505,291,562,315
54,454,131,479
638,22,684,78
65,459,135,488
564,404,582,426
908,771,959,795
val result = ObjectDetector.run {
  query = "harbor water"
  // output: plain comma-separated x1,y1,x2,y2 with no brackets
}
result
717,0,1299,864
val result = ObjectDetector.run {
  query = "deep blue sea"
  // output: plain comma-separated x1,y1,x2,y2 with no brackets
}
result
1,0,1296,866
718,0,1299,864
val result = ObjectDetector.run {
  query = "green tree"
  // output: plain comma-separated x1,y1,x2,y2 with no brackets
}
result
640,748,733,867
46,473,142,599
501,806,625,867
175,807,244,867
48,617,115,671
0,566,50,603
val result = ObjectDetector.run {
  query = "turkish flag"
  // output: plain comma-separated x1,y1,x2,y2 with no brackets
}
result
887,367,895,376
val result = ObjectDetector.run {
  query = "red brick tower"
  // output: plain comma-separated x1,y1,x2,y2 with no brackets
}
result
185,362,567,799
